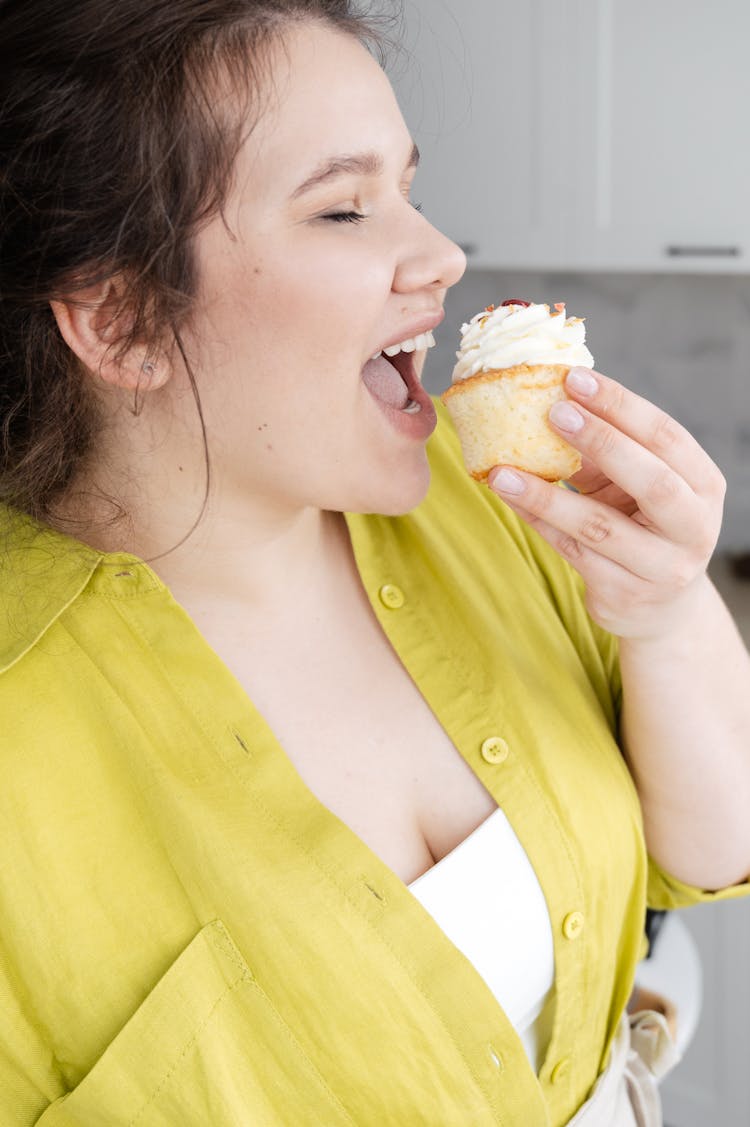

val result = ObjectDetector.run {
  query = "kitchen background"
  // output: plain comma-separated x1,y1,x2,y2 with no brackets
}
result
390,0,750,1123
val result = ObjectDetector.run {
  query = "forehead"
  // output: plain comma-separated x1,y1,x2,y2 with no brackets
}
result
241,22,410,191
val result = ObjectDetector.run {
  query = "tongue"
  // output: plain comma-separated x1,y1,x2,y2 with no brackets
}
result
361,355,409,409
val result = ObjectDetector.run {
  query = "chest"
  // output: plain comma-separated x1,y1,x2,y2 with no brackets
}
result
275,664,500,885
9,545,646,1127
193,588,498,884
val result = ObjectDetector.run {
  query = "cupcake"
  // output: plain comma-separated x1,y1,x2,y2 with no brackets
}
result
441,300,594,483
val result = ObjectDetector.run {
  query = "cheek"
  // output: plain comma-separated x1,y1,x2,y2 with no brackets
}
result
277,236,394,316
191,233,397,436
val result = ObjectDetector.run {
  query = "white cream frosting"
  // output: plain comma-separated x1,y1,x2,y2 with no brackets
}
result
452,302,594,382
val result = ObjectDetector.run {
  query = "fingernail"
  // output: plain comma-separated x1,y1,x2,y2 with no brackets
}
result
490,467,526,495
566,367,598,396
549,401,585,433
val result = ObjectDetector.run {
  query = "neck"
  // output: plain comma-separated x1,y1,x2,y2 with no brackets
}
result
55,468,352,619
52,388,357,612
79,499,348,612
150,503,350,617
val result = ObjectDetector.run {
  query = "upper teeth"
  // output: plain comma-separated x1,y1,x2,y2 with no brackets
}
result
371,330,436,361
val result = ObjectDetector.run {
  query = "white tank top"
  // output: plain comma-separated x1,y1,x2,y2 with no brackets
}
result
407,808,555,1073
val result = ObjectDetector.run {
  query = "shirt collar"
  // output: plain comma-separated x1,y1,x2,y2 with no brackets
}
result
0,506,103,673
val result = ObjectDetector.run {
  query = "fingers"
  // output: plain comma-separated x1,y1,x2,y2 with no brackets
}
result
550,400,697,543
488,467,677,582
486,367,726,638
567,454,611,495
547,369,725,547
489,479,718,639
561,367,725,504
491,497,646,631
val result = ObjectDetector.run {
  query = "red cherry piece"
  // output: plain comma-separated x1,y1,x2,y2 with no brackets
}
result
484,304,495,312
501,299,531,308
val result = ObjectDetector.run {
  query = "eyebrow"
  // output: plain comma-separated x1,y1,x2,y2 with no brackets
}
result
290,141,420,200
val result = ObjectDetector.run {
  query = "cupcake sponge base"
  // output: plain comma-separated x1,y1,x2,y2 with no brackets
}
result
441,363,582,483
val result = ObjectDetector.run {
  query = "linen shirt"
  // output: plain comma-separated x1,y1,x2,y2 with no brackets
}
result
1,406,747,1126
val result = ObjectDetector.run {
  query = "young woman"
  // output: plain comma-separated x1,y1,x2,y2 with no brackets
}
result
1,2,749,1124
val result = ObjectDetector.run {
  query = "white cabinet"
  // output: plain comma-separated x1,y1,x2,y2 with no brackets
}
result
572,0,750,273
393,0,750,273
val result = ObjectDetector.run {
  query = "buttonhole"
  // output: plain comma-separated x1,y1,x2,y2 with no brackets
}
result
233,731,251,754
363,881,386,904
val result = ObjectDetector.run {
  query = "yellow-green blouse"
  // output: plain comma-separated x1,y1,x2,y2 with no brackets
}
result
1,406,747,1126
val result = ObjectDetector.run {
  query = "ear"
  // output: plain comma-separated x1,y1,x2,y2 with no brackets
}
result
50,277,170,392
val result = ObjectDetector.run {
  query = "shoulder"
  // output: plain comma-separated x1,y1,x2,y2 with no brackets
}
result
0,508,164,779
0,506,102,673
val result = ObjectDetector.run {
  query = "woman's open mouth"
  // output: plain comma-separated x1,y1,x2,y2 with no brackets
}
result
361,330,435,416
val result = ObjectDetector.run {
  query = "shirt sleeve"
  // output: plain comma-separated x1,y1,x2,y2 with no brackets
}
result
646,855,750,909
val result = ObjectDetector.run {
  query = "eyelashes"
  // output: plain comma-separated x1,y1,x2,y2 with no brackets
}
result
322,201,424,225
325,210,366,224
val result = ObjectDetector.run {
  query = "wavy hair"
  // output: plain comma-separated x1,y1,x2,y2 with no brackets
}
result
0,0,397,527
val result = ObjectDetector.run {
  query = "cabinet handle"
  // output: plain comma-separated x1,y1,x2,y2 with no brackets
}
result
666,245,741,258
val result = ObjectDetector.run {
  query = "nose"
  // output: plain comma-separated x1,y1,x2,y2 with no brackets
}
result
392,210,467,295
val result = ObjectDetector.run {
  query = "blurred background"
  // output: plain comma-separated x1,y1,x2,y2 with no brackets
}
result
390,1,750,1123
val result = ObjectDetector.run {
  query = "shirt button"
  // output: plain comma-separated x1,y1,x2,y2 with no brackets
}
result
378,583,405,609
562,911,585,940
550,1057,571,1084
480,736,509,764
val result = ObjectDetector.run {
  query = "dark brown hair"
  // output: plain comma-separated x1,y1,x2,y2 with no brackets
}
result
0,0,395,527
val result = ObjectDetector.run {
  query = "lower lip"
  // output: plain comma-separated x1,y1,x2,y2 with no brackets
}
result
363,357,437,440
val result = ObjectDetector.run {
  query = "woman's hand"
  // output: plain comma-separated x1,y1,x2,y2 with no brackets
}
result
488,366,727,640
487,365,750,889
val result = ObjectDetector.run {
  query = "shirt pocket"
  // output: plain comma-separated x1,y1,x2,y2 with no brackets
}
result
35,919,356,1127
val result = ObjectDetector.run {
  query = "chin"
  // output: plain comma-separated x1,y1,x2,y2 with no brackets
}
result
347,458,431,517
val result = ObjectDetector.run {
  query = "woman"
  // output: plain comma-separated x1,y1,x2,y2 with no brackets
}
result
1,2,748,1124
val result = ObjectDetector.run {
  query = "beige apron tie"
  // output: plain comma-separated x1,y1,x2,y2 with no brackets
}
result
567,1009,681,1126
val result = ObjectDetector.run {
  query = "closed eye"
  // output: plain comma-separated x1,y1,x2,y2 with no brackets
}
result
323,210,366,224
323,201,423,224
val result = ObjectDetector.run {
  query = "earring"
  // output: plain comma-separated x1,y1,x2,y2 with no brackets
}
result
130,358,156,416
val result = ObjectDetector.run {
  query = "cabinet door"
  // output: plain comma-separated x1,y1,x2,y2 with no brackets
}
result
392,0,578,269
572,0,750,272
395,0,750,274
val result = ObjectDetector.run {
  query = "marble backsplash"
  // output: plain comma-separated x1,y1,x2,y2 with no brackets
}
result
423,269,750,551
